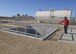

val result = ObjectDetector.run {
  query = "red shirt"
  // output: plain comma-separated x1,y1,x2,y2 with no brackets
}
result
62,19,69,26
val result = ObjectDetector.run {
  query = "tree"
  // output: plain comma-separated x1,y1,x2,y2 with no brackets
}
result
13,15,15,18
23,14,25,16
25,14,28,16
17,13,20,16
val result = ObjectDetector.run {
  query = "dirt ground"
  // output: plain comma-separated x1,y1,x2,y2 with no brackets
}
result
0,30,76,54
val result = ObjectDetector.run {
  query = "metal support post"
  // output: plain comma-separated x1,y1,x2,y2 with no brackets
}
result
36,30,37,37
25,27,26,34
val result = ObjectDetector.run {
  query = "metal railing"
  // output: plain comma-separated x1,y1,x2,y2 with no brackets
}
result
0,20,58,38
2,26,47,38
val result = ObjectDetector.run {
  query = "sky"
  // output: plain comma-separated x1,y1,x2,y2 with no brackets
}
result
0,0,76,17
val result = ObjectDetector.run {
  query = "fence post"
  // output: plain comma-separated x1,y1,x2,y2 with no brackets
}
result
36,30,37,38
46,23,47,34
25,27,26,34
16,27,17,32
42,29,44,37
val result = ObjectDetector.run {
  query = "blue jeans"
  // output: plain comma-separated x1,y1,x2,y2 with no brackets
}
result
64,26,68,34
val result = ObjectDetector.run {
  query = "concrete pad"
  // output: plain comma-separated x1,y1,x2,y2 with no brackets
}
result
60,33,72,41
59,29,76,44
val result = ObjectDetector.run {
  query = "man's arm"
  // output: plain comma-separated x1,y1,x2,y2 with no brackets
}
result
58,20,64,24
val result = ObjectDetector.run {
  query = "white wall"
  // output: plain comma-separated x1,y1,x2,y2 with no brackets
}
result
35,11,51,19
54,10,71,17
35,10,71,18
35,10,72,23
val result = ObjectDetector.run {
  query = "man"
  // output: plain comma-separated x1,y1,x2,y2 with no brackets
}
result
58,17,69,34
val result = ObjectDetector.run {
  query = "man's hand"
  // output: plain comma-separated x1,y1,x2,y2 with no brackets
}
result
58,21,63,24
58,22,61,24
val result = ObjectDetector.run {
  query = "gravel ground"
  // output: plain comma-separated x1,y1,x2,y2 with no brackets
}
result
0,30,76,54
